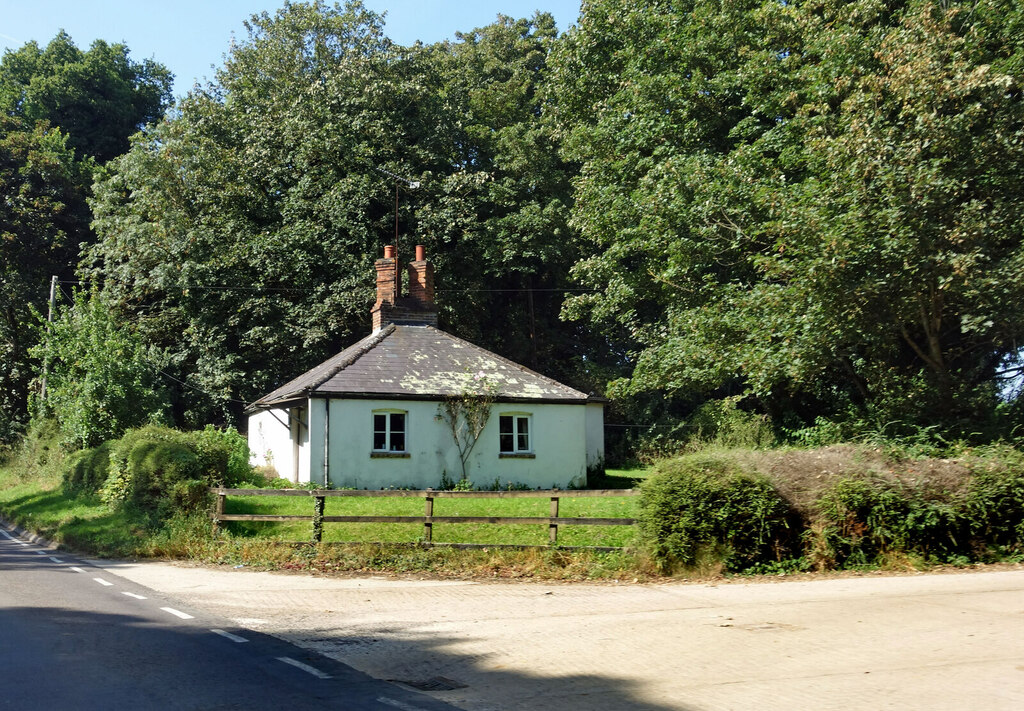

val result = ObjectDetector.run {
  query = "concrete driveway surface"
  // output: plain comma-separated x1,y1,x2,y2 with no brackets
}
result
93,560,1024,711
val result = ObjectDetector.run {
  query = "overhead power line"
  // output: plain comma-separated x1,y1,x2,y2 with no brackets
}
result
51,279,601,295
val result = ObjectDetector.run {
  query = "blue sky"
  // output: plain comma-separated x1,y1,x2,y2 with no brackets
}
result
0,1,582,98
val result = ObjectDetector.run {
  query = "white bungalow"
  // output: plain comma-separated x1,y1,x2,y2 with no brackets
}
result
246,245,604,490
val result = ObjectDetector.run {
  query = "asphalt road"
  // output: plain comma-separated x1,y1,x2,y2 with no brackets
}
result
0,524,454,711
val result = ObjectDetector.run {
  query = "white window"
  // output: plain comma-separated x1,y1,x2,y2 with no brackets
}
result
499,414,531,454
373,411,407,452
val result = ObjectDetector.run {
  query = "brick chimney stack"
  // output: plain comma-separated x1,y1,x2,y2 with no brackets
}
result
407,244,435,308
374,244,398,308
371,244,438,332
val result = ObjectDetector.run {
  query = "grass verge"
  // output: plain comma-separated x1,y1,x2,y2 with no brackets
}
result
0,437,653,580
0,446,149,556
6,435,1020,581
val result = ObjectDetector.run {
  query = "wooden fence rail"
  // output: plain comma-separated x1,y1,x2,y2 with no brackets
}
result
210,487,639,550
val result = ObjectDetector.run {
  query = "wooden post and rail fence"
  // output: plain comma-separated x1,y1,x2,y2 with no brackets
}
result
210,487,639,551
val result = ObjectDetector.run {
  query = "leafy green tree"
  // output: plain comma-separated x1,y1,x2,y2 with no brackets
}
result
88,1,591,426
30,287,169,449
0,115,91,442
552,0,1024,436
413,13,589,382
87,1,424,426
0,32,172,443
0,31,173,161
754,0,1024,426
549,0,795,439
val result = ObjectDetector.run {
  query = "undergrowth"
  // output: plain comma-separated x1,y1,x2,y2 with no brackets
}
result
638,444,1024,574
2,420,1021,580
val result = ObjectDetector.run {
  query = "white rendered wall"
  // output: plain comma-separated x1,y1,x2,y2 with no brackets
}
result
585,402,605,471
321,398,589,490
293,404,312,483
248,409,294,480
248,405,315,483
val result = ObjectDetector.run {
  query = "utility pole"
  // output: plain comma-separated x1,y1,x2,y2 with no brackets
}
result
39,275,58,402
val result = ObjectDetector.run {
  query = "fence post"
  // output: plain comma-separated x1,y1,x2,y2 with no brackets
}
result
549,495,559,545
424,490,434,543
212,489,226,535
312,492,325,543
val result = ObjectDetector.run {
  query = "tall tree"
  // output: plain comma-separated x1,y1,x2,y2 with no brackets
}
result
414,12,595,386
552,0,1024,436
88,1,408,426
88,1,589,427
0,116,91,442
0,31,172,162
0,32,172,443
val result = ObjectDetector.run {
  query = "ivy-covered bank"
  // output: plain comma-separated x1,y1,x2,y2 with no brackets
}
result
638,446,1024,574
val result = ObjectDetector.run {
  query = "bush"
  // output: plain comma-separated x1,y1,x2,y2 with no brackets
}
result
811,477,967,567
102,427,198,513
190,425,253,486
638,455,798,572
62,441,113,496
964,462,1024,554
99,425,251,518
636,444,1024,574
809,450,1024,568
10,419,66,481
683,398,775,450
29,287,170,449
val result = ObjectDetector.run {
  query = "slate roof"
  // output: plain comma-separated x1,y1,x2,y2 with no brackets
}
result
249,324,591,409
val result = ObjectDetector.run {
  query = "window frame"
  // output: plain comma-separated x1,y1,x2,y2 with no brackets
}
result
498,413,533,456
372,409,408,454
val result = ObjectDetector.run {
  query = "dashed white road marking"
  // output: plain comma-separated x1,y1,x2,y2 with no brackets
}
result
160,607,194,620
0,530,17,541
122,592,147,600
49,556,63,563
35,550,47,555
0,530,29,546
93,577,114,586
211,629,248,643
377,697,428,711
69,566,86,573
277,657,331,679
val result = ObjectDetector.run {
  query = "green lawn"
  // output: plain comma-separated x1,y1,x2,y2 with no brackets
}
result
1,446,646,556
222,491,640,548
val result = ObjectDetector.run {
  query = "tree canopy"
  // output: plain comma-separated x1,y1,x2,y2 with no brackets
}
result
0,32,172,443
0,115,91,441
552,0,1024,436
86,1,591,427
0,31,173,162
6,0,1024,453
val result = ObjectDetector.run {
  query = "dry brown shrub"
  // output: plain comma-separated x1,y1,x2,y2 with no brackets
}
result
730,445,973,515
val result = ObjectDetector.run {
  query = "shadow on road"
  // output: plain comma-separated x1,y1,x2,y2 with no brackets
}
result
278,623,693,710
0,603,462,711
